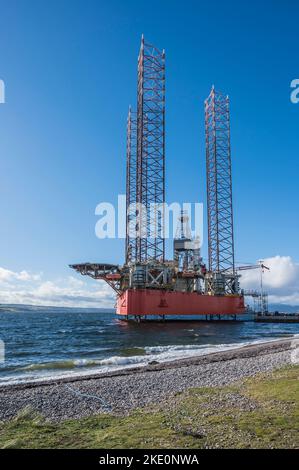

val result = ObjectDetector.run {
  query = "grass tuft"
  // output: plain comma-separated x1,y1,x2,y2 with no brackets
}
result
0,365,298,449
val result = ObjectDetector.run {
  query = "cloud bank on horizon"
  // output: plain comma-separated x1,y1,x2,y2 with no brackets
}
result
239,255,299,306
0,255,298,308
0,268,115,308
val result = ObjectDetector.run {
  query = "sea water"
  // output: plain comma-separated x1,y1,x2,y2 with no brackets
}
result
0,305,298,385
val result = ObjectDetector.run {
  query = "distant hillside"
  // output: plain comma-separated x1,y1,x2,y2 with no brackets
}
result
0,304,116,313
269,304,299,313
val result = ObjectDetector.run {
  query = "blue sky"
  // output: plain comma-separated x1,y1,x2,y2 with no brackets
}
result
0,0,298,306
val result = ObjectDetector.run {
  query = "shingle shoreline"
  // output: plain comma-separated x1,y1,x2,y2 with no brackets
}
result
0,338,296,422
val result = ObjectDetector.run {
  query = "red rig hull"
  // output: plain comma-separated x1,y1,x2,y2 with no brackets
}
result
116,289,246,317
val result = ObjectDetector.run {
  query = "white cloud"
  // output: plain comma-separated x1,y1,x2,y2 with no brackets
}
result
0,267,41,282
0,267,115,308
1,256,298,308
240,255,299,306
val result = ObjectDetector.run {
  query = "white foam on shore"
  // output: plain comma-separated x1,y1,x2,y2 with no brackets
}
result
0,335,296,387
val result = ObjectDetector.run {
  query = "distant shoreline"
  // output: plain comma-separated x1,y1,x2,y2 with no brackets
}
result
0,303,299,313
0,304,115,313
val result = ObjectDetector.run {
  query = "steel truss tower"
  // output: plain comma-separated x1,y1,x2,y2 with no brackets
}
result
205,87,236,293
136,35,165,262
126,37,165,264
126,107,137,263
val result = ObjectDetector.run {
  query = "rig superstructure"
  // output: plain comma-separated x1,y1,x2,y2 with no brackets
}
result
70,37,246,319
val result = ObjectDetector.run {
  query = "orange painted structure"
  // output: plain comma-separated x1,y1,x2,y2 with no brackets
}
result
116,289,246,317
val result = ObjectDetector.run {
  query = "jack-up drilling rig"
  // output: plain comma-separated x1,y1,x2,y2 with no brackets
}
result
70,37,246,319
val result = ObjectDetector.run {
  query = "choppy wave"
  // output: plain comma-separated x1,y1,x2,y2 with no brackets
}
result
18,355,147,372
1,303,298,387
15,342,252,373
